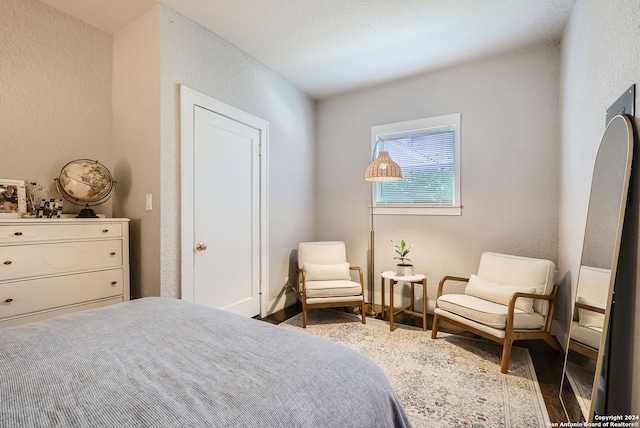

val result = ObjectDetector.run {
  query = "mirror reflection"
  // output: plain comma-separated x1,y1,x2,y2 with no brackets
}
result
560,114,633,421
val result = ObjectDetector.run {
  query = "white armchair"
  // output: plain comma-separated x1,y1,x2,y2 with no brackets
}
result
296,241,366,328
431,252,560,373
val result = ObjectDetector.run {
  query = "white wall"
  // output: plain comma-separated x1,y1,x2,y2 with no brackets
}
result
159,6,316,312
560,0,640,414
316,45,561,311
0,0,112,213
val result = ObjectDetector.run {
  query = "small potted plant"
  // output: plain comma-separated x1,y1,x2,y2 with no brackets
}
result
393,239,414,276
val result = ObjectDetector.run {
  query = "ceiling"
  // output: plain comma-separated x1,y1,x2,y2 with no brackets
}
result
37,0,576,99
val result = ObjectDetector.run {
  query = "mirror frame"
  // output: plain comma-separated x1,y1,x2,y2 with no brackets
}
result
560,114,634,421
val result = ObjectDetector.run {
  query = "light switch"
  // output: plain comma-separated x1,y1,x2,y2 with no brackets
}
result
145,194,153,210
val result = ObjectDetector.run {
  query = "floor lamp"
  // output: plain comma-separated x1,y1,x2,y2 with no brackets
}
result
364,138,402,316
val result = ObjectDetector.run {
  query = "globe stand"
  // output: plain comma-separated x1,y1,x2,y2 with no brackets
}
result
76,204,98,218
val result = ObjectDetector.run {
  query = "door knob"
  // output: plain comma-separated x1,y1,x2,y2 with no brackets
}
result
196,243,208,251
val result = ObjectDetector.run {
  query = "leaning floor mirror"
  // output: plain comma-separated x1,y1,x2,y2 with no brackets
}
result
559,114,634,421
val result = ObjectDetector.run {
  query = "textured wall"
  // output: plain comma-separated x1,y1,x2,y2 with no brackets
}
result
159,6,316,311
560,0,640,414
316,45,561,311
112,5,162,299
110,4,315,310
0,0,113,214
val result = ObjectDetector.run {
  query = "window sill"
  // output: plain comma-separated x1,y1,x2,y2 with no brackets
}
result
372,206,462,216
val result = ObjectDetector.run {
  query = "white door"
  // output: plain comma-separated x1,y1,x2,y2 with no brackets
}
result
191,105,261,317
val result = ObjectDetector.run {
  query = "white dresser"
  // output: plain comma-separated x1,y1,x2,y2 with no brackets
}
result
0,218,130,327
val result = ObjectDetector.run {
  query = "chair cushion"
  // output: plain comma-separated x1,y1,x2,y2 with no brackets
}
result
577,266,610,303
465,274,536,313
437,294,545,330
298,241,347,266
476,252,556,314
307,295,364,305
577,296,605,329
304,280,362,298
304,263,351,281
570,320,602,350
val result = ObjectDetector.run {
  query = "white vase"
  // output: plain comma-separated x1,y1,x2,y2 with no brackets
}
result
396,264,414,276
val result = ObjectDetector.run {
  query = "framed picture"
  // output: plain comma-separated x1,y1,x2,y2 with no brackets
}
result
0,179,27,215
37,199,63,218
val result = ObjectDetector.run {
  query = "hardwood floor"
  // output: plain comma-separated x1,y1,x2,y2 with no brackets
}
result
261,304,582,424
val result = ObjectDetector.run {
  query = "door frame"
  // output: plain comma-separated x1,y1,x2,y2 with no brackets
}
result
180,85,269,318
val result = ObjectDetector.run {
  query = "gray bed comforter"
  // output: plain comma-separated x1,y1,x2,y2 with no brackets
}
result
1,297,410,427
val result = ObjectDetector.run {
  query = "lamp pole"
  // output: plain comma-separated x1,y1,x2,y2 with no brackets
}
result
364,138,402,317
367,203,377,316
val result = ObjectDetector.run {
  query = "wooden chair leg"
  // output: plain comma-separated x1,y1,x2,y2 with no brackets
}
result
501,339,514,374
361,301,366,324
431,313,440,339
302,304,308,328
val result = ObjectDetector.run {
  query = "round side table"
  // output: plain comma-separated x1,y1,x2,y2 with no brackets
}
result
380,271,427,331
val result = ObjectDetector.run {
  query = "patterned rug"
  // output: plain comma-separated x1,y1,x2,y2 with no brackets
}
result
564,361,593,419
280,310,549,428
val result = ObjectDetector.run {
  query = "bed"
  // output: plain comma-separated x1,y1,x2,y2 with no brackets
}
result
0,297,409,427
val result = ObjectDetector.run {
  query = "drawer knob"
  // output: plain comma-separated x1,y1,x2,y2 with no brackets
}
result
3,261,11,265
110,252,117,256
102,229,109,233
111,281,117,285
14,232,23,236
4,298,13,303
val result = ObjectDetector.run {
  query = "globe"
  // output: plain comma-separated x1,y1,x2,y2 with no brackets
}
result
56,159,115,218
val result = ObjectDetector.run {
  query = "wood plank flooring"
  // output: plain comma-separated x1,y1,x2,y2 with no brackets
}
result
261,304,582,424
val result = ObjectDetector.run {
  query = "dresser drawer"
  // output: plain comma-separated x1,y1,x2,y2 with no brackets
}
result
0,239,123,281
0,297,123,328
0,223,123,244
0,269,124,319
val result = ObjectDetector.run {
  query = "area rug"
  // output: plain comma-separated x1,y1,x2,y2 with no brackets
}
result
565,361,593,419
280,310,549,428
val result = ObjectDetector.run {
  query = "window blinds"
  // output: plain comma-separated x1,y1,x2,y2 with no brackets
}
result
376,125,456,205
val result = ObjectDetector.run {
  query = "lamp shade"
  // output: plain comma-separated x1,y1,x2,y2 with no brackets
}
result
365,151,402,181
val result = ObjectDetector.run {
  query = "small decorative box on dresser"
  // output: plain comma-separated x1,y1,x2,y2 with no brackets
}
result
0,218,130,328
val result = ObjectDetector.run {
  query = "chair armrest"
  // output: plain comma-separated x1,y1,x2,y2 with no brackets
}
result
436,276,469,299
575,301,605,314
505,284,559,331
297,267,305,294
350,266,364,289
508,290,554,306
507,288,557,313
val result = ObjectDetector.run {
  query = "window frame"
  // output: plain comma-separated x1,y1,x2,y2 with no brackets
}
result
370,113,461,216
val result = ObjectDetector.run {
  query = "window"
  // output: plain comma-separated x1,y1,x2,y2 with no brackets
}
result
371,113,461,215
